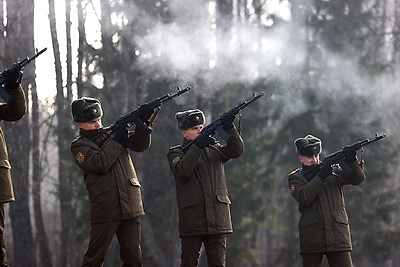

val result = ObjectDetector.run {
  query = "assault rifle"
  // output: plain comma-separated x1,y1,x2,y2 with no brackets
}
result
0,48,48,102
181,92,264,152
92,86,191,147
304,133,386,177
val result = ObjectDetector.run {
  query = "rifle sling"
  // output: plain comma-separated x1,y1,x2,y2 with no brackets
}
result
149,106,161,127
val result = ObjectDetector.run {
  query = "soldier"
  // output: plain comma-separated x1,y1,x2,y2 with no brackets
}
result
167,109,244,267
70,97,153,267
0,67,26,267
288,135,366,267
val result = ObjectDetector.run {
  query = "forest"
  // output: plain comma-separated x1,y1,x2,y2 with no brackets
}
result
0,0,399,266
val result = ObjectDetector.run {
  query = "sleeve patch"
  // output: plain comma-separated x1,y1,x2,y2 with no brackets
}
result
289,184,296,193
76,152,85,163
172,156,180,163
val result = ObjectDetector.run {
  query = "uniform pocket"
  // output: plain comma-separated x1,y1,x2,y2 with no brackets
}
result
216,194,231,204
334,208,349,224
129,177,141,187
0,159,11,169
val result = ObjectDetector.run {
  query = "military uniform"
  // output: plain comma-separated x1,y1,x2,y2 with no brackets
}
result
70,97,151,267
288,135,366,267
0,77,27,266
167,109,244,267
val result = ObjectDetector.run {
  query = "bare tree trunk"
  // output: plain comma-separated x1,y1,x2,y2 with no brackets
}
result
31,47,54,267
76,0,85,98
0,1,4,50
32,90,53,267
29,1,54,265
64,0,79,264
99,0,113,94
394,0,400,66
48,0,77,266
4,0,36,266
215,0,234,68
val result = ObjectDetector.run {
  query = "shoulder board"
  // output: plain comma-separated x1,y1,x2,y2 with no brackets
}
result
71,135,83,144
168,145,181,150
289,168,300,176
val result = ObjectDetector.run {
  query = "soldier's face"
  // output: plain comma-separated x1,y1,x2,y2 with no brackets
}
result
299,154,320,166
182,124,203,140
77,117,103,130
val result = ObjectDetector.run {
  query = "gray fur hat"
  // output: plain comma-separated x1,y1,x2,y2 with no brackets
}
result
294,135,322,156
71,97,103,122
175,109,205,130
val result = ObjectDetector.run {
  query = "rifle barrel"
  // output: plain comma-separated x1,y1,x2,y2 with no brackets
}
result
21,48,48,67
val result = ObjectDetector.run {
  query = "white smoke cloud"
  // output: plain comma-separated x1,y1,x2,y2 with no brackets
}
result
134,0,302,90
131,0,399,135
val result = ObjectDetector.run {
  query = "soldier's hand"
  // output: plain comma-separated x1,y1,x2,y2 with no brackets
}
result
317,164,332,182
2,67,22,89
194,133,216,149
113,126,129,145
220,112,235,130
138,104,154,124
343,146,356,163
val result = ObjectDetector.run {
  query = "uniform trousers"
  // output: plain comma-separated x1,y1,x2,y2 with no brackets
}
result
302,251,352,267
81,216,142,267
0,204,7,267
180,233,227,267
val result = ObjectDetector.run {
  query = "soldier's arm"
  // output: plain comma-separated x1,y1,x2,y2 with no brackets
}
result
71,138,124,174
288,171,325,206
218,127,244,160
167,145,202,178
340,160,366,185
125,127,151,152
0,85,26,121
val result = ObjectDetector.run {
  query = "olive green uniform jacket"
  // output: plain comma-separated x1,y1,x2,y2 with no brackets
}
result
288,160,365,254
167,127,244,237
70,127,150,223
0,85,26,203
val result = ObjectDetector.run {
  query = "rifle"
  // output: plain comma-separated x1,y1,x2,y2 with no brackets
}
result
0,48,48,102
181,92,264,152
92,86,191,147
303,133,387,177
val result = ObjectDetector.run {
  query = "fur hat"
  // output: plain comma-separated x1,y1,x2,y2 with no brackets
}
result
71,97,103,122
294,135,322,156
175,109,205,130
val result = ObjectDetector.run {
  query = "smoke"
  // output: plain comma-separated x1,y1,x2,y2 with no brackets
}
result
133,0,304,90
131,0,399,134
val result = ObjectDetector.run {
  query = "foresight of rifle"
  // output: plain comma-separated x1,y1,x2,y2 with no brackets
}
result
181,92,264,152
304,133,387,176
